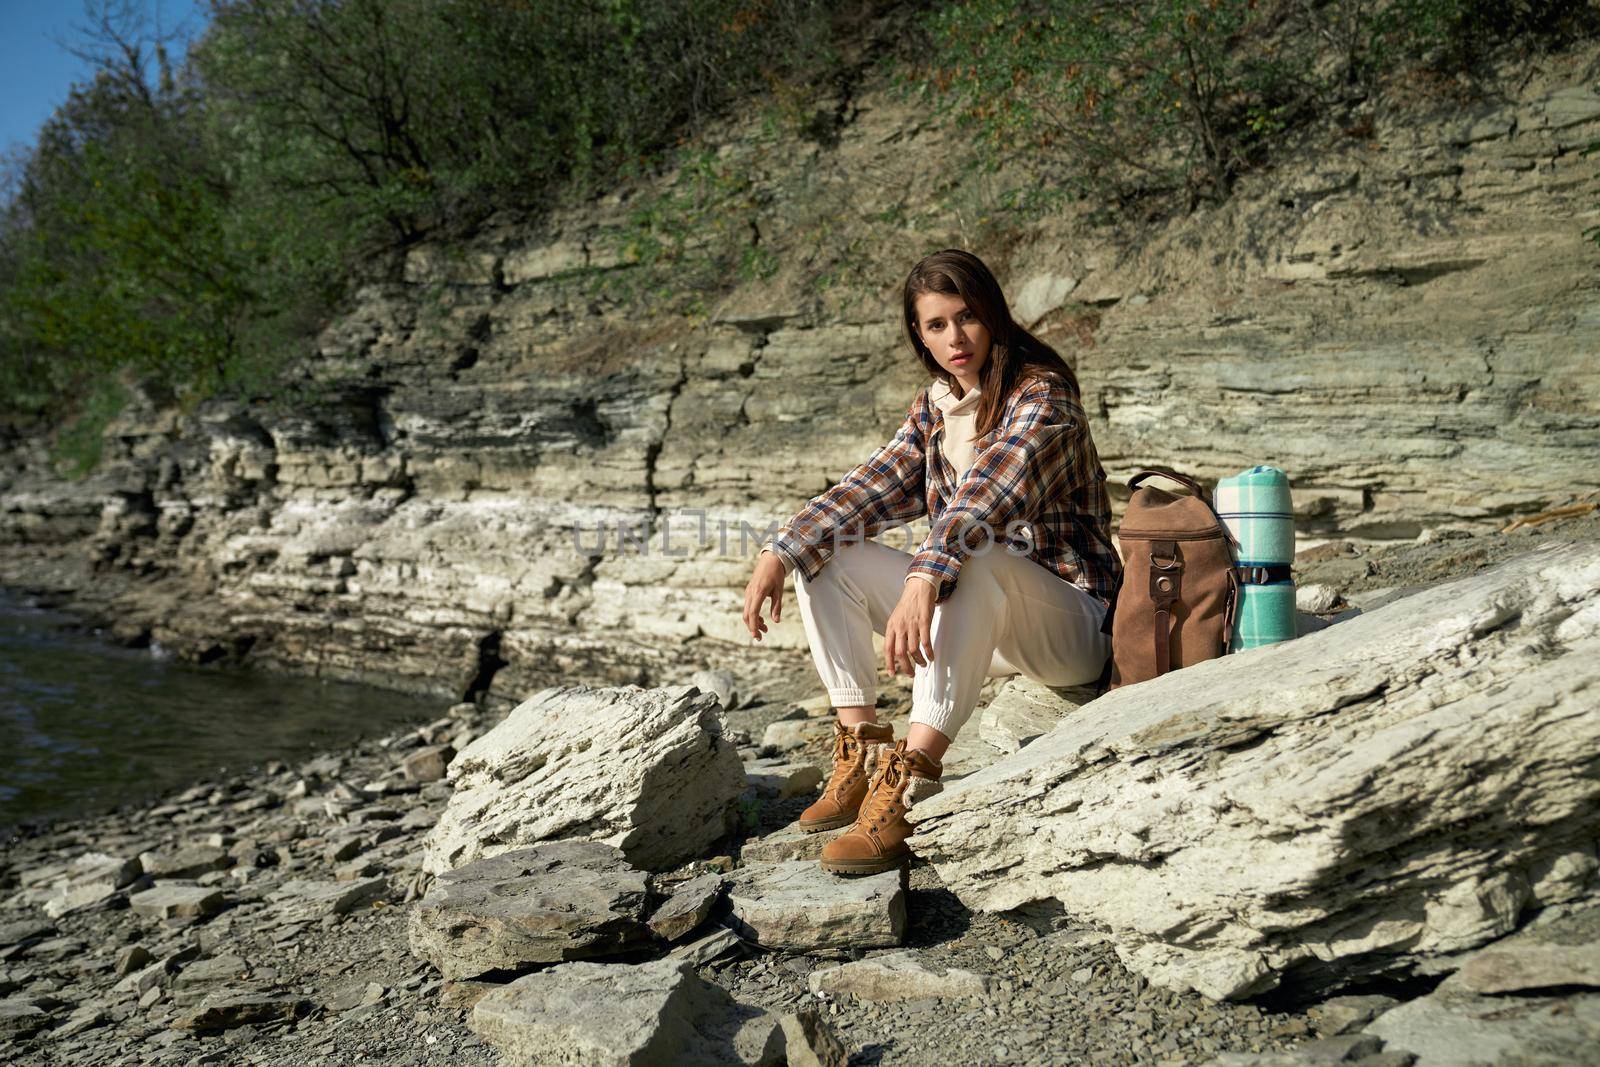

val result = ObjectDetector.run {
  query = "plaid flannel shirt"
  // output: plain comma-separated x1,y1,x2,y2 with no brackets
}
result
763,372,1122,608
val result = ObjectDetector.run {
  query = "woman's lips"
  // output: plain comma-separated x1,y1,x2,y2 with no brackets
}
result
951,353,971,362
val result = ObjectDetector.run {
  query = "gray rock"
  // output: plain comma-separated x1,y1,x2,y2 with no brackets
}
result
408,840,652,981
138,846,232,879
129,885,225,920
54,1002,107,1038
1367,980,1600,1065
172,990,309,1032
1306,994,1400,1035
689,668,738,711
470,956,783,1065
760,718,829,754
977,677,1096,754
740,820,838,864
909,541,1600,1000
172,956,250,1004
40,853,143,918
807,950,990,1002
267,877,387,920
647,873,725,942
668,924,747,967
422,684,746,875
402,744,455,783
779,1004,850,1067
0,919,51,944
744,758,824,799
0,998,49,1038
1457,941,1600,994
1203,1035,1386,1065
115,944,154,976
727,860,905,957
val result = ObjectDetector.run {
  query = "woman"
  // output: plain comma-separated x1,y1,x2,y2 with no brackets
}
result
741,248,1122,876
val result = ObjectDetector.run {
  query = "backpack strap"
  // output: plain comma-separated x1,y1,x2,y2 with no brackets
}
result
1236,564,1292,584
1148,539,1182,677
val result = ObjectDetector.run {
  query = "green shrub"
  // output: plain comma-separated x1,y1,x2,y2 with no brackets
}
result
894,0,1600,217
1,0,842,468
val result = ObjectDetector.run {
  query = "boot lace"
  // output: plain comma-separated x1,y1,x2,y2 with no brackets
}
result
821,724,862,794
857,746,909,830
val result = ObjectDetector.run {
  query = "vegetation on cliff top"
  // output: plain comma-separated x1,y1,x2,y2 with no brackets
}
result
1,0,1595,476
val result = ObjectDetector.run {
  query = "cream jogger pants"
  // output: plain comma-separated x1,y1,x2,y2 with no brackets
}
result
791,537,1112,740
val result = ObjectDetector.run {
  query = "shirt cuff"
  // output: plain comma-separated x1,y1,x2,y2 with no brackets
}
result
761,545,797,577
904,572,939,589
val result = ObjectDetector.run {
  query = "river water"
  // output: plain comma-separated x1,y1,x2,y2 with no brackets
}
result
0,588,443,832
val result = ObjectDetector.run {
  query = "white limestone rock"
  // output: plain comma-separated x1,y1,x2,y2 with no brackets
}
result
908,540,1600,1001
977,678,1097,755
422,684,746,875
807,951,990,1002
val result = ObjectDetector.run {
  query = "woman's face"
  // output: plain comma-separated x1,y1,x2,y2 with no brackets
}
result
915,290,990,394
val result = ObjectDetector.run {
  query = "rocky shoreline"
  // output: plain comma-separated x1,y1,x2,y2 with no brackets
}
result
3,515,1598,1065
0,692,1340,1067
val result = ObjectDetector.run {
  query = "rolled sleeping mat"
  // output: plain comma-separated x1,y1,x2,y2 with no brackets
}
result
1214,465,1295,565
1214,465,1297,652
1230,578,1298,650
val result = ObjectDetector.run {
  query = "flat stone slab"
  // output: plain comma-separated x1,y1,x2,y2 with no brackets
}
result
647,874,725,942
470,957,783,1066
727,860,905,957
267,877,387,920
1458,941,1600,994
139,846,232,879
744,759,823,799
740,821,839,865
807,950,990,1002
172,990,309,1032
408,840,651,981
129,885,225,920
978,677,1095,754
669,924,747,967
0,999,49,1038
1367,984,1600,1066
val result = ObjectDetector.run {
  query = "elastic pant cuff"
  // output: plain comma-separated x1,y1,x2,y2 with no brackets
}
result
827,686,874,709
909,704,965,740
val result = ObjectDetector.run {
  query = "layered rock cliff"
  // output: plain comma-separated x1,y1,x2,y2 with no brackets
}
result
2,41,1598,705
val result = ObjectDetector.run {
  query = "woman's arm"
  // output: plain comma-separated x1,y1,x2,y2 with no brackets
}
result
763,389,931,581
906,374,1090,604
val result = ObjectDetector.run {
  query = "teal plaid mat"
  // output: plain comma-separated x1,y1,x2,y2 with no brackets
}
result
1216,465,1296,652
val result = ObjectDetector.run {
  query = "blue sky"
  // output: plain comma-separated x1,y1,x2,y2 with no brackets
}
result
1,0,209,157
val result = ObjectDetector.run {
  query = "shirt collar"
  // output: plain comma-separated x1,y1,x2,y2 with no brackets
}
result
930,376,983,416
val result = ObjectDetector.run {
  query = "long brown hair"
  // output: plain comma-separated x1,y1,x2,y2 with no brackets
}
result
901,248,1082,438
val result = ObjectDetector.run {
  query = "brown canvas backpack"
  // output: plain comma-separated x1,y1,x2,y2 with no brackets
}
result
1097,468,1241,690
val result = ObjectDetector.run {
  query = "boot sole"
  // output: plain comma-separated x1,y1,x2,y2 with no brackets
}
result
796,813,855,833
819,851,908,876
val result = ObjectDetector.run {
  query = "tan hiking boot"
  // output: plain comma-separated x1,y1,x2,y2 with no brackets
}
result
796,719,896,832
819,739,943,876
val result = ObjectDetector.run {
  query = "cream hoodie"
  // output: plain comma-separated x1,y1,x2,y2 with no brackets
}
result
763,377,981,587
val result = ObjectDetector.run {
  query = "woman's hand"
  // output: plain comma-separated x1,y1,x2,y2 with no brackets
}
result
743,550,789,642
885,577,936,676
